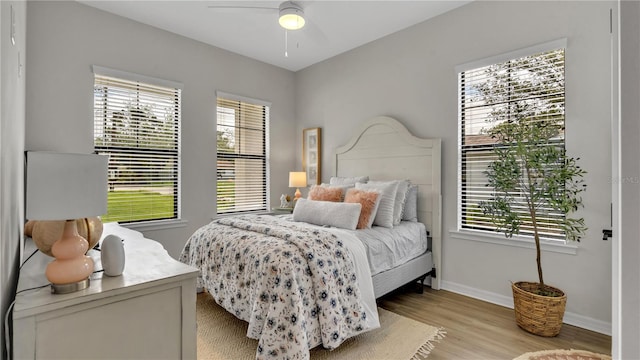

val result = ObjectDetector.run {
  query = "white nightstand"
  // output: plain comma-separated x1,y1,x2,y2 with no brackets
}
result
12,223,199,360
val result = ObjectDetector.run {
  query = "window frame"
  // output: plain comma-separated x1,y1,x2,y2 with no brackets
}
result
215,91,271,215
92,65,183,227
454,39,575,252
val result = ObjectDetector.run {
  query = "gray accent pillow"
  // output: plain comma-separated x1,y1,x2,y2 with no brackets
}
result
329,176,369,185
355,181,399,228
402,184,419,222
292,198,362,230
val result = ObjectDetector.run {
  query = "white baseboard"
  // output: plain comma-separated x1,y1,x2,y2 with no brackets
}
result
440,280,611,336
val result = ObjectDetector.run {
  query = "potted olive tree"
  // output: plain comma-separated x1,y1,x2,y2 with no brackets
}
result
480,104,587,337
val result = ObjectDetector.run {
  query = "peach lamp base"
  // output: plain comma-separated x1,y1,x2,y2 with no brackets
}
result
45,219,94,294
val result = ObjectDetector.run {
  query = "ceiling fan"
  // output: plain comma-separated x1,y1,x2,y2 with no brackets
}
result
208,1,306,30
208,1,315,57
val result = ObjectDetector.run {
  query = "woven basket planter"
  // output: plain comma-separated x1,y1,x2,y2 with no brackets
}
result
512,281,566,337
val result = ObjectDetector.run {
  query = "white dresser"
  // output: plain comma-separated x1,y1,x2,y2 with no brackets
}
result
12,223,199,359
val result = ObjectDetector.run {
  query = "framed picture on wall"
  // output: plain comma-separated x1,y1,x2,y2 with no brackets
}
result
303,127,321,186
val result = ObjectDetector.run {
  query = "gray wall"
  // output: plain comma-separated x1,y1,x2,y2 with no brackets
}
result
25,1,297,258
0,1,26,358
296,1,614,331
619,0,640,357
16,0,639,352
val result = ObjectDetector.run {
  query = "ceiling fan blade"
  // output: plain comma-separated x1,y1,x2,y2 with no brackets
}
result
207,5,277,10
303,19,328,44
206,0,279,12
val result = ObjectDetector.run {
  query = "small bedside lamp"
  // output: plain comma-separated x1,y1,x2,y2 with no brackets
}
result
289,171,307,201
26,151,108,294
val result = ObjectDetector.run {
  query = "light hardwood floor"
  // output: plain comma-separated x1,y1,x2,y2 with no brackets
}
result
377,286,611,359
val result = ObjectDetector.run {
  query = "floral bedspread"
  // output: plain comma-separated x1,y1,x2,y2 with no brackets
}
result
179,214,372,359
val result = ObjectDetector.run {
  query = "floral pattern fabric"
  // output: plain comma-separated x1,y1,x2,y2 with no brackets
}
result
179,214,371,359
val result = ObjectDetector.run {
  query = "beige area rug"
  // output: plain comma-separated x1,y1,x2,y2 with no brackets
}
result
514,349,612,360
197,293,445,359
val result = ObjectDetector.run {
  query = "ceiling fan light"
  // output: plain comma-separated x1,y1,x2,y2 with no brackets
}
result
279,2,305,30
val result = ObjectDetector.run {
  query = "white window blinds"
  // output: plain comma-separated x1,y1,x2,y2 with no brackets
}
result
93,68,182,223
458,44,566,240
216,95,269,214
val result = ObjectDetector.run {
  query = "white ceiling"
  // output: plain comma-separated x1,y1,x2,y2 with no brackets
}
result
78,1,472,72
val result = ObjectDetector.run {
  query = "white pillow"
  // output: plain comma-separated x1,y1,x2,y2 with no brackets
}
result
355,181,398,228
402,184,418,222
329,176,369,185
292,198,362,230
369,180,410,226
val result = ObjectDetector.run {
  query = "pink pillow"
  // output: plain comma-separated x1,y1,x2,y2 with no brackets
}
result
308,185,343,202
344,189,381,229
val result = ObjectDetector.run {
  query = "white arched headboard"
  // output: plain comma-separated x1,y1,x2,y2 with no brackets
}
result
334,116,442,290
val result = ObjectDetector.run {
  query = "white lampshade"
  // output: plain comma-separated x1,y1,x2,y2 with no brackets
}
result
279,1,305,30
289,171,307,188
26,151,109,221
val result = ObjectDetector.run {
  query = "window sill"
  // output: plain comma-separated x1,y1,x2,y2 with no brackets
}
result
449,229,578,255
213,210,271,220
120,219,189,232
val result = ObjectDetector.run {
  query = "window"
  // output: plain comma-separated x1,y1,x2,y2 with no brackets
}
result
93,66,182,224
458,40,566,240
216,92,270,214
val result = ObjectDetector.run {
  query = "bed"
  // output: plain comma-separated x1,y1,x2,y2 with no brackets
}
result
180,116,441,359
334,116,442,295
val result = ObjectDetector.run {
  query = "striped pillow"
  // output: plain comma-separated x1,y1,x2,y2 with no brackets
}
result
355,181,399,228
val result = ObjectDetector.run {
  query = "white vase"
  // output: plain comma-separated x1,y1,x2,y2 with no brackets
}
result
101,234,125,276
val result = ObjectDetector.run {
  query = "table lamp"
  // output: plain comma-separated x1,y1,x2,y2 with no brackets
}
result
289,171,307,201
26,151,108,294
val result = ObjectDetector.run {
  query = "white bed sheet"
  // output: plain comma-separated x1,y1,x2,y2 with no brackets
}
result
279,214,428,277
349,221,428,276
323,227,381,332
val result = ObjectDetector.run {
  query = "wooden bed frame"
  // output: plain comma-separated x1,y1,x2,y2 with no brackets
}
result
334,116,442,294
